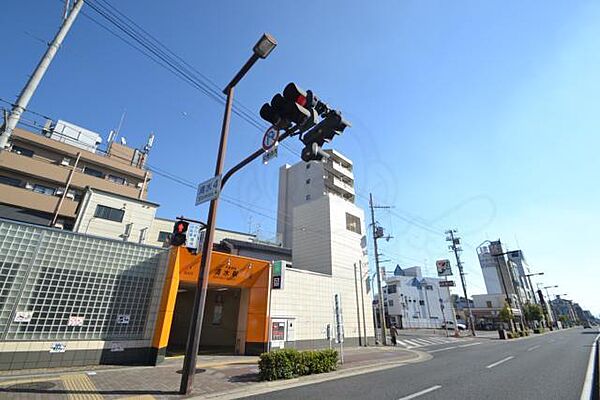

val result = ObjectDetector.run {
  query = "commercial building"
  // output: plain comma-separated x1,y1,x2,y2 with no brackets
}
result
0,122,152,231
383,266,455,329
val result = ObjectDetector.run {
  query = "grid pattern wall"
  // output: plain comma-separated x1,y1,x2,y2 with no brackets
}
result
0,219,167,341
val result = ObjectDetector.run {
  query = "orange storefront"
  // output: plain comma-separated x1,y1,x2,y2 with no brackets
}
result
151,247,272,361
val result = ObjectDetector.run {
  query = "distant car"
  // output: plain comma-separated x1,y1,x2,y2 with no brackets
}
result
441,321,467,330
583,321,592,329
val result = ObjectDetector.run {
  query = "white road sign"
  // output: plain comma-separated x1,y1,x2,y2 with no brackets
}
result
262,126,279,151
196,175,221,206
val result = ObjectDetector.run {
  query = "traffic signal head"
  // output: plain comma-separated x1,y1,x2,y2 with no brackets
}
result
259,83,313,128
170,220,189,247
299,110,351,161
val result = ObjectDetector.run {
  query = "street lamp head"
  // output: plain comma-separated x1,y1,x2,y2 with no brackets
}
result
253,33,277,59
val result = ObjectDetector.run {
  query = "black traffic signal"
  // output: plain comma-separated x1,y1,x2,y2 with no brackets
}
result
170,220,189,247
300,110,351,162
259,83,313,128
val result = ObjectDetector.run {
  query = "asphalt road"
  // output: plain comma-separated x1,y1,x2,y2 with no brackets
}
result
243,327,599,400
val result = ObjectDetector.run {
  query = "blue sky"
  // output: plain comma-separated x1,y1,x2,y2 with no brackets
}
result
2,1,599,315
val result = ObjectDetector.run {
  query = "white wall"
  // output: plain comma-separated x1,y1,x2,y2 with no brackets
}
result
73,189,157,244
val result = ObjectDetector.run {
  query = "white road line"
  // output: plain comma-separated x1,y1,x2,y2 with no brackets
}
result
414,339,435,345
458,342,481,348
527,345,541,352
580,333,600,400
428,346,458,353
398,385,442,400
428,338,448,344
486,356,514,369
396,339,409,347
403,340,420,347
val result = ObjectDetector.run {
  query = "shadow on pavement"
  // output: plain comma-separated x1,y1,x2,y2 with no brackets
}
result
0,388,180,396
228,373,260,383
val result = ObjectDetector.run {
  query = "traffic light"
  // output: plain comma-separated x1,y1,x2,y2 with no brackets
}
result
300,110,351,161
170,220,189,247
259,83,313,128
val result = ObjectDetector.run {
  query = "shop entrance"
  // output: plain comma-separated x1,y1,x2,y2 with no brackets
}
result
167,285,243,356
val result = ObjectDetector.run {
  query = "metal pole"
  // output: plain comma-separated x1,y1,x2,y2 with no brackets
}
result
526,275,538,305
0,0,84,148
179,86,235,395
353,263,362,346
369,193,387,345
358,260,368,346
437,284,449,337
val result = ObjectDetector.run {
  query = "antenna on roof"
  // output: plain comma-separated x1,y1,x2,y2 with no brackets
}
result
144,132,155,154
107,129,116,144
120,137,127,145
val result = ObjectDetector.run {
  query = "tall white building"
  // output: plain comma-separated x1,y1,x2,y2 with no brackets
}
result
273,150,374,347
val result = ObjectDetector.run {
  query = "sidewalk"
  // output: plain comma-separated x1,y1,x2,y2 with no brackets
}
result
0,346,425,399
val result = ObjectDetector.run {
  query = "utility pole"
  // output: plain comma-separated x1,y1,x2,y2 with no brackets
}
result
446,229,476,336
369,193,391,345
353,262,363,346
358,260,368,346
0,0,84,149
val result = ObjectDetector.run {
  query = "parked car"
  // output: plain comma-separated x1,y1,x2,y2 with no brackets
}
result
441,321,467,330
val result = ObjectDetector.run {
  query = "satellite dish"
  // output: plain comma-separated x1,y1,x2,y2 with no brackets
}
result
120,137,127,145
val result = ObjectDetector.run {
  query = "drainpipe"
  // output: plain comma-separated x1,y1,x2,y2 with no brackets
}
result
51,152,81,227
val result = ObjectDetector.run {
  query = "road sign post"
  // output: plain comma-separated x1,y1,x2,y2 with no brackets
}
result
195,175,222,206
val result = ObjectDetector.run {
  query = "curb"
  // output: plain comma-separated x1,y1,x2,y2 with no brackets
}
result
190,350,430,400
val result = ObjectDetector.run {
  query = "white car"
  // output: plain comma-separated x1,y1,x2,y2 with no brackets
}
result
441,321,467,330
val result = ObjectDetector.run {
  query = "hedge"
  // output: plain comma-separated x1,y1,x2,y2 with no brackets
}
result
258,349,338,381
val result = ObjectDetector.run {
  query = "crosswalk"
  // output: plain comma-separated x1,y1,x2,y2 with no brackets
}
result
394,336,470,350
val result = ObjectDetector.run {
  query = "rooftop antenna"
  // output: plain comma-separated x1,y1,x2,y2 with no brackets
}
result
144,132,155,154
63,0,71,21
114,109,127,142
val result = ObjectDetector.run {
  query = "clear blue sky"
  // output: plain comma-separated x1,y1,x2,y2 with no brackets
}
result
2,1,599,316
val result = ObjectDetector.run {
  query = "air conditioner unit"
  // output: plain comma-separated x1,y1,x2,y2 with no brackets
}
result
136,182,144,188
60,157,71,166
25,182,34,190
65,193,75,200
55,188,65,196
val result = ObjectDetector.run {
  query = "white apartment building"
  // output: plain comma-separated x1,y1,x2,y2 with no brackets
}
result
384,266,455,329
273,150,374,348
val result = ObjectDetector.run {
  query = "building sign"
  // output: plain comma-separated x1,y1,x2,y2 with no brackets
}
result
334,294,344,343
439,280,456,287
67,316,84,326
110,342,124,352
436,259,452,277
196,175,221,206
50,343,66,353
117,314,130,324
14,311,33,323
272,260,285,289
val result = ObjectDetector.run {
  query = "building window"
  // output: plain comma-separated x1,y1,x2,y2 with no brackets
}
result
486,301,493,308
94,205,125,222
387,284,397,294
305,178,311,184
345,213,361,234
388,300,394,307
0,175,21,187
157,231,171,243
305,194,311,200
107,174,126,185
11,145,34,157
83,167,104,178
33,184,55,196
419,300,425,306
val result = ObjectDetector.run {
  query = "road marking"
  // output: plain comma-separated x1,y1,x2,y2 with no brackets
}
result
396,339,409,347
403,340,420,347
398,385,442,400
580,333,600,400
428,346,457,353
527,345,541,352
458,342,481,348
486,356,514,369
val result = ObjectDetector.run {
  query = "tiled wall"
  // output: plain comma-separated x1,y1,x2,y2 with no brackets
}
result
0,219,169,371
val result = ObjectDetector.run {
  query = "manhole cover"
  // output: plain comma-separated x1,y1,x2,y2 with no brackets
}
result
7,381,57,391
176,368,206,374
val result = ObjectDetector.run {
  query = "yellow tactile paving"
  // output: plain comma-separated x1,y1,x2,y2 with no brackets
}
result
61,374,103,400
118,396,155,399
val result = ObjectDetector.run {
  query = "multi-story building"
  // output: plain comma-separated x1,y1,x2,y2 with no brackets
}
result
0,122,152,231
383,266,455,329
275,150,374,346
550,296,577,324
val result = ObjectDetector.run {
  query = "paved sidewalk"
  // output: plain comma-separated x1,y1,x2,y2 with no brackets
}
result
0,346,423,399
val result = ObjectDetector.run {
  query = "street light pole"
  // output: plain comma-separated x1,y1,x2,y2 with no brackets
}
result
524,272,544,305
179,34,276,395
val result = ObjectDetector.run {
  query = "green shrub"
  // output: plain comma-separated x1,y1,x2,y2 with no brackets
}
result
533,328,545,334
506,332,514,339
258,348,338,381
